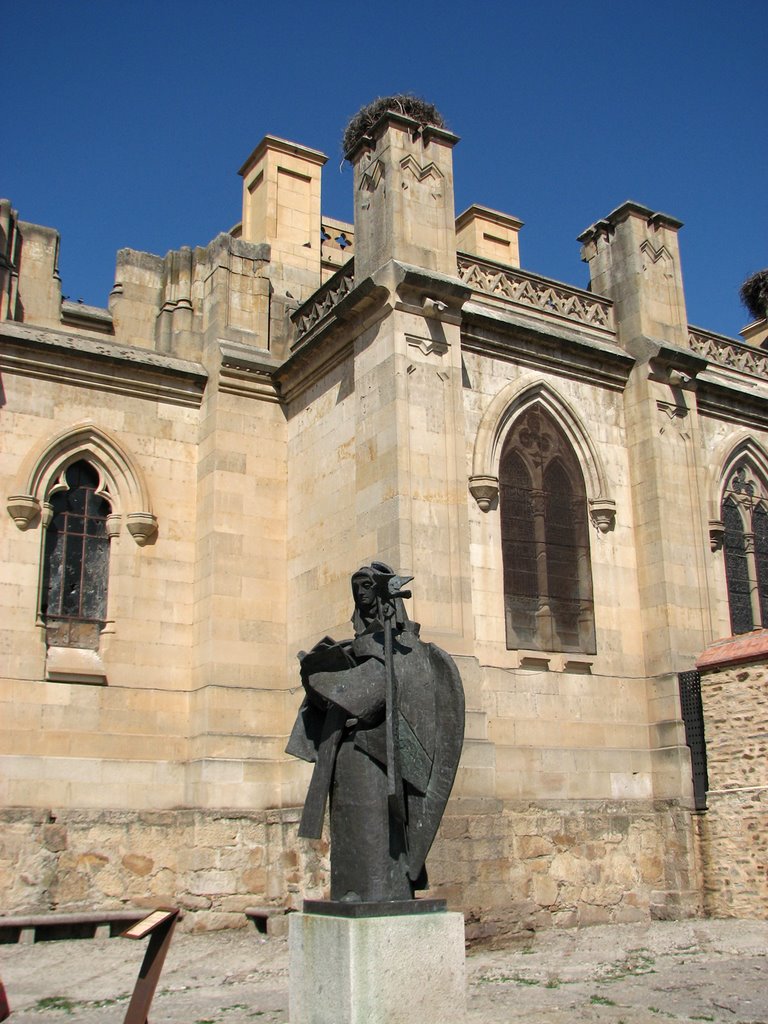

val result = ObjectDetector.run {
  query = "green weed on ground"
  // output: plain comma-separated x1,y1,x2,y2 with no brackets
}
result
34,997,77,1014
601,947,657,982
477,971,541,985
34,993,128,1013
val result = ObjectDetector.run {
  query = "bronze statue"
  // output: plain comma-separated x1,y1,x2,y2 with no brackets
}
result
287,563,465,903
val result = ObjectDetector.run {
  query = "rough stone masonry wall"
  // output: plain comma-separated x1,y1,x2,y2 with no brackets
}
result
1,798,700,941
0,807,328,933
698,657,768,917
429,799,700,945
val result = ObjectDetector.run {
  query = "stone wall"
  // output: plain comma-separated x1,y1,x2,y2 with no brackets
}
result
430,799,700,945
696,639,768,917
1,798,700,942
0,806,327,933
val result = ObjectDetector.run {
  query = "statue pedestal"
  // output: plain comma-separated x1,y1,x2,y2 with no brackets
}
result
289,903,466,1024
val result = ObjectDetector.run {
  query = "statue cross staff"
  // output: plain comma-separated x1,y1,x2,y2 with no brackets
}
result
373,570,413,827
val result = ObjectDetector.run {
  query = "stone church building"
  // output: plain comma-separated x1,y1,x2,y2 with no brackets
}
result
2,106,767,938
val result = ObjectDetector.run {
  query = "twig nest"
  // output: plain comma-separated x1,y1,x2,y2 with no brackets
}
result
740,269,768,322
342,94,446,159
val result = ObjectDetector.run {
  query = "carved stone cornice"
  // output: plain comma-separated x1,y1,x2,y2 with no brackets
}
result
695,369,768,429
280,260,469,404
461,304,634,391
391,261,470,323
218,341,281,403
0,322,207,407
278,275,390,403
647,344,706,382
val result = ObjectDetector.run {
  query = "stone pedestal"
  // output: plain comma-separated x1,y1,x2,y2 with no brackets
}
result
289,905,466,1024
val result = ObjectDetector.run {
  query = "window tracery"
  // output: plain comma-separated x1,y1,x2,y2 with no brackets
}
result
721,463,768,634
499,405,596,653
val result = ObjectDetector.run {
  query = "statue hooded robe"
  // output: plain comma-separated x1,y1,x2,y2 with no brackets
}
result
286,563,465,902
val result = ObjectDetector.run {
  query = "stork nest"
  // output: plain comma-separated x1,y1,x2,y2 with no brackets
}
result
740,269,768,322
342,95,446,158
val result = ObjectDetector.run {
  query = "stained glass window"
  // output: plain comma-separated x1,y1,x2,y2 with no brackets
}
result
41,460,111,649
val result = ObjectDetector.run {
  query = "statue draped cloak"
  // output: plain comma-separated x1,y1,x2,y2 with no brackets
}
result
286,617,465,902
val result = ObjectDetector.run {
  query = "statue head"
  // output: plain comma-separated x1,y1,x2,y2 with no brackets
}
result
350,561,416,634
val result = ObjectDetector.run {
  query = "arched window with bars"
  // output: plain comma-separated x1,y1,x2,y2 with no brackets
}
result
40,459,113,650
721,464,768,635
499,405,596,653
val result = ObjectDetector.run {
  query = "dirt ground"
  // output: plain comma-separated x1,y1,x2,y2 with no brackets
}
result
2,918,767,1023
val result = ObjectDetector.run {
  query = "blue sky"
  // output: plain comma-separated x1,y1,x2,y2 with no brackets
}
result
4,2,766,338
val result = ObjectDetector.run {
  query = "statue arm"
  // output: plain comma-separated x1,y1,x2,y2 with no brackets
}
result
305,658,387,722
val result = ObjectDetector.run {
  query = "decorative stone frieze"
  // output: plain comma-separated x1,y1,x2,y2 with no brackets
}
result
690,326,768,378
458,255,613,331
292,260,355,340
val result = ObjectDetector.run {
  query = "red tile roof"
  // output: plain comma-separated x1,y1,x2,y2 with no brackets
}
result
696,629,768,671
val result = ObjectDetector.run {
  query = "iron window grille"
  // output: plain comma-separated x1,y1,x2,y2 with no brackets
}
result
40,459,112,649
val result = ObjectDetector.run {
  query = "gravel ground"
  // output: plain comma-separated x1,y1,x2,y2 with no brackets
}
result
2,918,767,1023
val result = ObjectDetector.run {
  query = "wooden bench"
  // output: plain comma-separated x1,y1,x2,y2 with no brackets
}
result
0,909,146,944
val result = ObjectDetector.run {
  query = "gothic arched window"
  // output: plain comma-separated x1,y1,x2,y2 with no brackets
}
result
721,464,768,635
499,406,596,653
41,459,112,649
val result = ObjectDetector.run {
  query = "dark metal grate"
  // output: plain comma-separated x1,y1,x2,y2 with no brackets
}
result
678,669,708,811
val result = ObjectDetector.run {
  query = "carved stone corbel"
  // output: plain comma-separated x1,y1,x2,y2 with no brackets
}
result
6,494,41,529
106,513,123,539
469,474,499,513
708,519,725,552
589,497,616,534
126,512,158,546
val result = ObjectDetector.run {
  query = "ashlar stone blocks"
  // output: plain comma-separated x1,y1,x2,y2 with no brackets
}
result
289,910,466,1024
